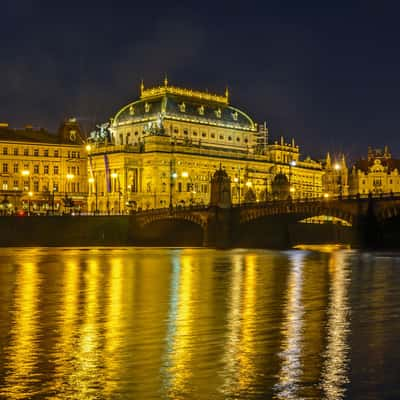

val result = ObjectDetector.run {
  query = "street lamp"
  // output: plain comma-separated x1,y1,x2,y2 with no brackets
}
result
334,163,342,198
111,172,121,214
169,159,177,212
28,191,33,216
65,174,74,214
89,177,98,215
21,170,31,215
289,160,296,199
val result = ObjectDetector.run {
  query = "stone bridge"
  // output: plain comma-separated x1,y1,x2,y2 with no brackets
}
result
131,194,400,248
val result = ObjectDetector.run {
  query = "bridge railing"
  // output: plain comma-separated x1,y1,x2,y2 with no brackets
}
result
230,192,400,211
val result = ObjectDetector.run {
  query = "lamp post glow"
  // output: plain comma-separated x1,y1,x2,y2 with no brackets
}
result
65,174,74,214
89,177,98,214
334,163,342,198
289,160,296,199
111,172,121,214
21,170,31,214
28,191,33,216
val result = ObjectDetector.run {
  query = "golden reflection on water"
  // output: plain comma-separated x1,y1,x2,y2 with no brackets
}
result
68,257,102,399
275,251,305,400
1,261,40,399
321,250,351,399
53,258,80,396
164,252,196,398
237,254,257,391
221,254,243,394
104,257,124,397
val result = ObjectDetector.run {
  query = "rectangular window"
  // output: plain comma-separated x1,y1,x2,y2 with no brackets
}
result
34,165,39,174
13,180,18,189
2,181,8,190
24,180,29,190
77,182,80,192
13,148,18,156
76,166,80,176
54,150,59,157
53,183,59,192
44,149,49,157
44,165,49,174
13,163,18,173
24,149,29,156
178,182,182,192
34,149,39,156
53,165,59,175
3,148,8,155
2,163,8,173
72,182,76,193
33,181,39,192
72,151,76,158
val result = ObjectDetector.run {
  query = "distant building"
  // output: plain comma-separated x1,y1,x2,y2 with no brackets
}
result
0,118,87,214
86,78,323,213
349,146,400,195
322,153,349,197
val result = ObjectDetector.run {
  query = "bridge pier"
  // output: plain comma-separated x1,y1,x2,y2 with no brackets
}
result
204,207,233,248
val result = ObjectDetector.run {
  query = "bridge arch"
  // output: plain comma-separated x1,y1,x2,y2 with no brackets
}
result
239,203,355,226
138,212,207,229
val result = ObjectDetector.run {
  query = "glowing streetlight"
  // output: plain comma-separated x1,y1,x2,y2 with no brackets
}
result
246,181,252,188
111,172,121,213
324,193,330,199
28,191,33,215
85,144,92,152
334,163,343,198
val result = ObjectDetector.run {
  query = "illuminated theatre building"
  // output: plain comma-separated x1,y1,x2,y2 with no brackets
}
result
86,79,323,213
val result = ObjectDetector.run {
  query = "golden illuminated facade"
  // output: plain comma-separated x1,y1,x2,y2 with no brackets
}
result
322,153,349,197
349,146,400,195
86,79,324,213
0,119,88,214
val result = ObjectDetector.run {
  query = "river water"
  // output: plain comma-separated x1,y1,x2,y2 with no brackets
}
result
0,247,399,399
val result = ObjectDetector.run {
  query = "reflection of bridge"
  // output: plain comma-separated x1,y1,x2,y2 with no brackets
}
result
131,194,400,248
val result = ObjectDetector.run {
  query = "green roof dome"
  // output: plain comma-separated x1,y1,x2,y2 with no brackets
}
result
112,81,256,132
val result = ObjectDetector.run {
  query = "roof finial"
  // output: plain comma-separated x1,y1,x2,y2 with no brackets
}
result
164,74,168,87
225,86,229,102
140,79,144,94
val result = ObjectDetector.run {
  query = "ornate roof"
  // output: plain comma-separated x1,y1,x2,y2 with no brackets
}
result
112,80,256,131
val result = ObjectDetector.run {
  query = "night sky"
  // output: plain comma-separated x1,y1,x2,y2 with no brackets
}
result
2,0,400,160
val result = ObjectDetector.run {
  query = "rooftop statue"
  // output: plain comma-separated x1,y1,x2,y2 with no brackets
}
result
89,122,111,143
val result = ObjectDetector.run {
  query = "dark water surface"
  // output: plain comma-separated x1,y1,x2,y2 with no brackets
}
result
0,247,399,399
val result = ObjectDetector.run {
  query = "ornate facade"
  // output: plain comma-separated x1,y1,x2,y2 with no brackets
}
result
0,119,87,214
86,79,324,213
322,153,349,197
349,146,400,195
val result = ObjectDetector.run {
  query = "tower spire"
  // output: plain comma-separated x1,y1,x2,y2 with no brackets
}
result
326,152,331,168
164,74,168,87
140,79,144,95
225,86,229,102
